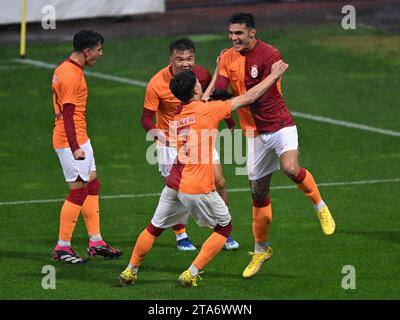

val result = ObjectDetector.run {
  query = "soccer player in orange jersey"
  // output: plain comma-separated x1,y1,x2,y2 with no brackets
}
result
214,13,336,278
119,60,288,287
141,38,239,251
51,30,122,264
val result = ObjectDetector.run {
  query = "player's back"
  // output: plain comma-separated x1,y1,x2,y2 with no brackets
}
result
167,99,231,195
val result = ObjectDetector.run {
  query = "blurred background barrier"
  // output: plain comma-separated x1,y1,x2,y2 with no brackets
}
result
0,0,166,25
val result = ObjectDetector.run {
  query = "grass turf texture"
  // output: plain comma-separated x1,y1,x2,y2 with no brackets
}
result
0,24,399,299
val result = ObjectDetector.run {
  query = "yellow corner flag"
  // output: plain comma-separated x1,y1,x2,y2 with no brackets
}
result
20,0,27,58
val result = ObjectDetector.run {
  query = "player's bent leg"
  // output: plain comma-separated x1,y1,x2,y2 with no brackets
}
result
213,162,240,251
281,151,336,235
165,179,194,250
279,149,301,182
164,180,196,251
178,222,232,287
213,162,228,204
160,150,197,251
119,223,164,286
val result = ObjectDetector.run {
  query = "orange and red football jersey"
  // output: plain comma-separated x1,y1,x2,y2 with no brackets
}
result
52,58,89,149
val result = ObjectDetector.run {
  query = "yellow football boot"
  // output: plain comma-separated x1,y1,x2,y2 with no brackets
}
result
119,268,137,286
242,247,273,279
316,206,336,235
178,269,203,287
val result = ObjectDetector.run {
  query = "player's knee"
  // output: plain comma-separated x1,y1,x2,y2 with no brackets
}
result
214,221,232,238
281,164,299,180
146,223,164,237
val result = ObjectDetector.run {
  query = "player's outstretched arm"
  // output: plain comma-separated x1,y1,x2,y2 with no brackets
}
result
202,67,218,101
230,60,288,111
202,49,228,100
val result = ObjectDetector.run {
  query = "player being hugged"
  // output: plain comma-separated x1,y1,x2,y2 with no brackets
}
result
119,59,288,287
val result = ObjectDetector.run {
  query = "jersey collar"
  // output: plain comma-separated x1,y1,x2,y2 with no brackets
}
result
66,57,84,70
240,39,259,56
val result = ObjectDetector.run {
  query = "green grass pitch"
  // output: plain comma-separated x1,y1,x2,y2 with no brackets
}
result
0,24,399,300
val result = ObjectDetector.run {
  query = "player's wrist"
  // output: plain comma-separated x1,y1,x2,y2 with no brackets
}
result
270,72,280,80
71,145,81,154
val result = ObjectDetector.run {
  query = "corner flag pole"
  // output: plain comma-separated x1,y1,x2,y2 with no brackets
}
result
20,0,27,58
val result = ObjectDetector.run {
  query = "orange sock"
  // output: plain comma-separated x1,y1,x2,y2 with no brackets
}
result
296,169,322,205
129,229,157,267
59,200,82,241
252,204,272,243
81,195,100,236
172,224,186,236
193,232,226,270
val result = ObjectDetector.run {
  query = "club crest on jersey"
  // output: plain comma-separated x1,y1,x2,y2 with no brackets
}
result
250,65,258,78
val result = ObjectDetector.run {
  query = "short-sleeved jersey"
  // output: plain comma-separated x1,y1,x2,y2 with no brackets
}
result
216,40,294,133
143,64,212,133
167,100,231,195
52,58,89,149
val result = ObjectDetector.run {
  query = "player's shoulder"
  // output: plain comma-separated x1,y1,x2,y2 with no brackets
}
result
257,40,281,56
218,48,242,69
54,60,82,81
148,65,171,87
205,99,230,109
220,48,239,61
192,64,211,79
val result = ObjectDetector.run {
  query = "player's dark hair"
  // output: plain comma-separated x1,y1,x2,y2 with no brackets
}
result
229,12,256,28
73,30,104,52
169,37,196,55
209,89,232,101
170,70,197,103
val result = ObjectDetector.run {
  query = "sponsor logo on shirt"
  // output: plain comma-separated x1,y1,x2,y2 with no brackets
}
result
175,116,196,128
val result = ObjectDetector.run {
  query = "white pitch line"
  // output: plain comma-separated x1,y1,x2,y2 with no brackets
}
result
0,177,399,207
12,58,400,138
12,58,148,87
292,111,400,138
12,58,57,70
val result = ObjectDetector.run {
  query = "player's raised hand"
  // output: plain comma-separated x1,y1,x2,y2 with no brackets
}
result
73,148,86,160
271,60,289,77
